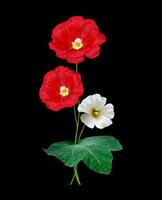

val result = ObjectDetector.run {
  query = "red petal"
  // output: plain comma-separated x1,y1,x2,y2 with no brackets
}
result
67,56,85,64
85,46,100,58
94,33,107,46
51,23,64,40
67,50,85,59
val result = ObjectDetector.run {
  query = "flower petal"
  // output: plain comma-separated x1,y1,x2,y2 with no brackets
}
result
88,94,106,108
87,50,100,59
85,46,100,58
95,117,112,129
78,101,92,114
88,94,101,104
67,56,84,64
94,33,107,46
100,97,107,106
102,104,114,119
80,114,95,129
67,50,85,59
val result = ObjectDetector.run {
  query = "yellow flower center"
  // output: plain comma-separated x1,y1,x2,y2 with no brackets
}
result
59,86,69,97
72,38,83,50
92,109,100,118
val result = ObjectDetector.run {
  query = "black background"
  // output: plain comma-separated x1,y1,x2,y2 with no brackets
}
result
6,1,154,198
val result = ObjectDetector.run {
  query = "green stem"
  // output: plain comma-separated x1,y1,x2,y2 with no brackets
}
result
69,166,81,185
69,173,75,185
74,166,81,185
78,124,85,142
70,64,81,186
74,106,80,144
76,64,78,72
74,64,80,145
73,106,77,126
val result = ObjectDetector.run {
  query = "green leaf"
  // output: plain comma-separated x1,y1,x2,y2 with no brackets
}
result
79,136,122,174
44,141,86,167
83,149,113,174
79,136,123,151
44,136,123,175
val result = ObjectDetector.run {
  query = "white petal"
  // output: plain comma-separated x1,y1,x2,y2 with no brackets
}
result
105,103,114,111
95,117,112,129
99,97,107,107
78,101,92,114
78,94,102,113
80,113,95,129
102,103,114,119
93,95,106,108
78,95,94,111
83,94,96,104
87,94,101,106
91,94,102,102
83,94,106,108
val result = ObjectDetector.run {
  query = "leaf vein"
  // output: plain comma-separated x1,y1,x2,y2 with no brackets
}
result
79,145,101,164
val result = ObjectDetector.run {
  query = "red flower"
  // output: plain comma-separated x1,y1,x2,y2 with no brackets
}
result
49,16,107,64
39,66,84,111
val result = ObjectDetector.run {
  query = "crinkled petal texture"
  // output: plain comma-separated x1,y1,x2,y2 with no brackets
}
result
78,94,114,129
49,16,107,64
39,66,84,111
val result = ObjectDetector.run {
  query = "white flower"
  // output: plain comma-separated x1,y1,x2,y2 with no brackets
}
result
78,94,114,129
